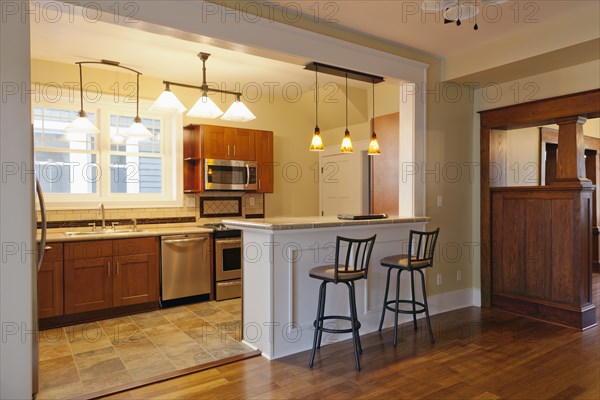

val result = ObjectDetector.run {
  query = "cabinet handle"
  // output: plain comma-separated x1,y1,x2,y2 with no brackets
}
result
44,245,52,251
116,261,120,275
227,145,230,156
234,145,236,157
258,179,261,190
107,261,111,276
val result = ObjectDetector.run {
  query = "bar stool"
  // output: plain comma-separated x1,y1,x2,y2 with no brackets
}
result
378,228,439,346
308,234,377,371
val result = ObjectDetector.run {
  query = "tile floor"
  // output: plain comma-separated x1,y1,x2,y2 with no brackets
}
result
36,299,249,399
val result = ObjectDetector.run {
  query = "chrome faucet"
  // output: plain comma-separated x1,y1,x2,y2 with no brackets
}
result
98,203,106,230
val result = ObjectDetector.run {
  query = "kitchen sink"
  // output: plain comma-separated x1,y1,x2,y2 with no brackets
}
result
63,229,148,236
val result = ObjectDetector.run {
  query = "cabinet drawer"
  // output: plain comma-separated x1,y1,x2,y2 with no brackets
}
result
114,237,157,256
65,240,112,260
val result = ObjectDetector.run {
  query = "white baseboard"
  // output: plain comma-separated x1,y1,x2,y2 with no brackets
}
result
427,288,478,316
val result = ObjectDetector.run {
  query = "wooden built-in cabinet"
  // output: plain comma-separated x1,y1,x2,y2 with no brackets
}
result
63,237,159,315
254,130,274,193
37,243,64,318
183,124,274,193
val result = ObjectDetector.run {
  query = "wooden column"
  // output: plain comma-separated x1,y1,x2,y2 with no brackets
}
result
554,116,592,187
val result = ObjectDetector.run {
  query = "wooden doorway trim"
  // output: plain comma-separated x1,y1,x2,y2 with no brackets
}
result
479,89,600,308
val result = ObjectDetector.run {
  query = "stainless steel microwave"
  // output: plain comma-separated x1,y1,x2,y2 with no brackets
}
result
205,159,257,191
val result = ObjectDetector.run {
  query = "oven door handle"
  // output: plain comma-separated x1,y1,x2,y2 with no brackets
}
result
163,237,207,245
216,239,241,245
246,164,250,186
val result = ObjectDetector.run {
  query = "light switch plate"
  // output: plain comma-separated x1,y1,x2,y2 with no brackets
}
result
437,195,443,208
249,197,255,206
185,196,195,207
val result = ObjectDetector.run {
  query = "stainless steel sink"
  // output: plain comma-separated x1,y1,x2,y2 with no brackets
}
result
63,229,148,236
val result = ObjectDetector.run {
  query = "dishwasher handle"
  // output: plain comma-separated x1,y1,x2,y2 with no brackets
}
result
163,237,208,245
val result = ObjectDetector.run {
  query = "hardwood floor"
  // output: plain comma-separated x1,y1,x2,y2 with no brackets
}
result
107,274,600,399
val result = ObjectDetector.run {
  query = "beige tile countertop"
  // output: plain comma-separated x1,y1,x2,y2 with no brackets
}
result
222,215,430,231
40,223,214,243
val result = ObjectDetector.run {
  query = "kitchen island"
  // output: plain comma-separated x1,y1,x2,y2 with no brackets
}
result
222,216,429,359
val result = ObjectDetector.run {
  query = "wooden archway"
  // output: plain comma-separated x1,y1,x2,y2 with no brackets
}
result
479,89,600,329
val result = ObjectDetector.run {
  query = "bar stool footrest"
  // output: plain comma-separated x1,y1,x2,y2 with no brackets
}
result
313,315,361,334
384,299,427,314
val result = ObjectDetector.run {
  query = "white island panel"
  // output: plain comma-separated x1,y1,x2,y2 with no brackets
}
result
224,217,429,359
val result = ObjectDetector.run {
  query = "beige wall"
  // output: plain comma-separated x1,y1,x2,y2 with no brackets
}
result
506,127,540,186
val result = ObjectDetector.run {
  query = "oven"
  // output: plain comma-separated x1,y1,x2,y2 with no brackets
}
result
203,224,242,301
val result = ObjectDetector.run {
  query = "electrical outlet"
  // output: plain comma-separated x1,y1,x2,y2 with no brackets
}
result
249,197,255,206
436,273,442,286
457,270,462,281
437,195,443,208
185,196,195,207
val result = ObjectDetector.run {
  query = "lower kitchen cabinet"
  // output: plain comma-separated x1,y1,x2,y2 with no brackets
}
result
113,253,159,307
37,243,64,318
63,237,159,315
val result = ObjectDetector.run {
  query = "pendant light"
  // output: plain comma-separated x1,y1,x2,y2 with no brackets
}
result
64,62,100,135
368,80,381,155
155,52,255,122
221,94,256,122
309,65,324,151
150,82,186,113
340,74,353,153
123,71,152,138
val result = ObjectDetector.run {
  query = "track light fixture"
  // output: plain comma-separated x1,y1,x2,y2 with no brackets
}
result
65,59,151,138
304,62,384,153
152,52,256,122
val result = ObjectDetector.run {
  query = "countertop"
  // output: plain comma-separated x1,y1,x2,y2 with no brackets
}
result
222,216,429,231
41,224,214,243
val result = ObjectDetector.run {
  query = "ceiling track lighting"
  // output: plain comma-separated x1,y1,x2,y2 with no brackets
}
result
151,52,256,122
65,59,152,139
304,62,384,154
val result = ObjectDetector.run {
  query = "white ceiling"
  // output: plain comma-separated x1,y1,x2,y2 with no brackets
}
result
282,0,598,57
30,0,598,87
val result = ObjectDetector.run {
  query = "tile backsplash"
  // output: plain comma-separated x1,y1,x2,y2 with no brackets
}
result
38,193,265,228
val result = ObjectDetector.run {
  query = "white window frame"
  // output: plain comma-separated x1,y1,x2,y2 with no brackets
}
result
33,95,183,210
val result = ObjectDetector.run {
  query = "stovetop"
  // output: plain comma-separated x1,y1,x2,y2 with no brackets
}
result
201,223,241,238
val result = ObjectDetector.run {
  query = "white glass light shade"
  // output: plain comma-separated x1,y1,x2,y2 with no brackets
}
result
123,120,152,138
64,116,99,134
340,130,353,153
367,132,381,155
150,90,187,113
221,100,256,122
309,127,324,151
187,95,223,118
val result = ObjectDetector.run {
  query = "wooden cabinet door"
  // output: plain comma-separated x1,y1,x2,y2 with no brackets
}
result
113,238,159,307
203,125,235,159
233,129,256,160
113,253,159,307
38,243,63,318
64,257,112,314
255,130,274,193
370,112,399,215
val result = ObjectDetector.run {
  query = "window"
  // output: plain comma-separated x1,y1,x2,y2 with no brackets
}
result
33,98,181,208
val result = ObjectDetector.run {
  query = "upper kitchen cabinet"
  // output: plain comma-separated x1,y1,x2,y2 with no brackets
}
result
198,124,256,161
254,130,274,193
183,124,204,193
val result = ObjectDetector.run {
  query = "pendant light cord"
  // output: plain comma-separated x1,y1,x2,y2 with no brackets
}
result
345,74,348,130
315,67,319,126
372,80,375,132
78,63,84,114
136,73,140,119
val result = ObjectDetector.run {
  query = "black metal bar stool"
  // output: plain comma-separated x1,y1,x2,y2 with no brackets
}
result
308,234,376,371
378,228,439,346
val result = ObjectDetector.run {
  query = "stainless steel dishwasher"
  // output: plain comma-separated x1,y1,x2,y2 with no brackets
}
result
160,233,211,303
